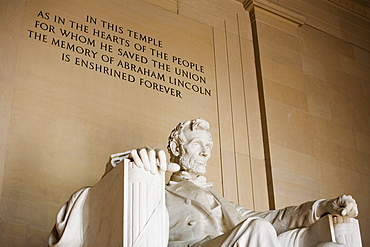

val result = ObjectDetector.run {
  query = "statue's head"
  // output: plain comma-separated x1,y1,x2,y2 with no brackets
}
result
167,118,213,176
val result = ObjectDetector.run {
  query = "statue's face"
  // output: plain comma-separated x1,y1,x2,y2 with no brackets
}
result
179,128,213,176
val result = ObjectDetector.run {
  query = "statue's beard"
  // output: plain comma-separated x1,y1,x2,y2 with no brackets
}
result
179,155,207,176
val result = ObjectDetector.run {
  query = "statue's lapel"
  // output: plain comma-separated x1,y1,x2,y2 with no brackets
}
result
208,188,244,228
166,180,212,212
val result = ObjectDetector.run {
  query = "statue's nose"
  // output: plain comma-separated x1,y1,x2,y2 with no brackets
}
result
200,147,209,157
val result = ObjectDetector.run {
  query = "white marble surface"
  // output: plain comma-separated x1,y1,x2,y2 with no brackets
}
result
83,159,168,247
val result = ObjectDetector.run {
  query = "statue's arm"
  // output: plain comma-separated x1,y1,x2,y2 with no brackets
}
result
258,200,323,234
232,195,358,235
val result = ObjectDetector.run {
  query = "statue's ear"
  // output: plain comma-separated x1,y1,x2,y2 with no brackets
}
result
169,140,180,157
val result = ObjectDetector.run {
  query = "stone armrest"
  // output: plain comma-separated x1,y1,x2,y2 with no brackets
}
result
305,214,362,247
83,158,168,247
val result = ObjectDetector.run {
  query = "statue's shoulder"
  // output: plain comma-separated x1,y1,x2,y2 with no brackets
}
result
166,180,207,202
166,180,199,192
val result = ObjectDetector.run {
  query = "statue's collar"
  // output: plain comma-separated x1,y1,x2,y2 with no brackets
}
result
169,171,213,188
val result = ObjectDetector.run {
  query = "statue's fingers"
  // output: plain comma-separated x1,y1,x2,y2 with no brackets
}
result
139,148,151,171
167,163,180,172
157,150,167,171
130,149,143,168
148,149,157,174
346,195,354,200
341,196,357,216
345,203,358,217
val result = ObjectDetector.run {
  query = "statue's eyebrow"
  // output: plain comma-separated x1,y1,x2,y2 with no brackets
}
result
188,138,213,145
188,137,201,143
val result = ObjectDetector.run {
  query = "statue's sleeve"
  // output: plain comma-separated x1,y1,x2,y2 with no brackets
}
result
48,187,91,247
232,200,323,235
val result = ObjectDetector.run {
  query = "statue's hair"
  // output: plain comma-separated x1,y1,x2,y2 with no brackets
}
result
167,118,210,161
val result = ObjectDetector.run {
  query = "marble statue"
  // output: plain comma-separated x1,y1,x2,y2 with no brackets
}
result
49,118,359,247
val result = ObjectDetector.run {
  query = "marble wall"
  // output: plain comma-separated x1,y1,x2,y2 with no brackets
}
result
245,0,370,246
0,0,368,246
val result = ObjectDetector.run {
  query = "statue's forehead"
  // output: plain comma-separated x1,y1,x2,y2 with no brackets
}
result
183,128,212,142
